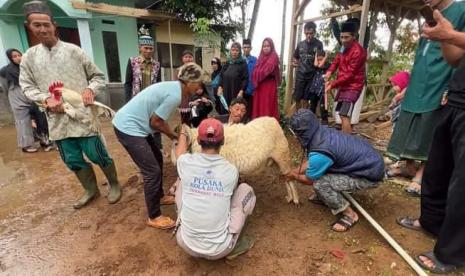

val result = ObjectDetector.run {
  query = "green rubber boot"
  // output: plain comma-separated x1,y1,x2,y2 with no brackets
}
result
73,167,100,209
100,162,122,204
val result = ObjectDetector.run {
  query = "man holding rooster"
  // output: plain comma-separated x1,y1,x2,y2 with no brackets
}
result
19,1,122,209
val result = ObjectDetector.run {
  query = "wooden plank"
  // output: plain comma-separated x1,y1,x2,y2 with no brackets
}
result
375,120,392,130
293,0,311,21
295,6,362,25
71,1,175,20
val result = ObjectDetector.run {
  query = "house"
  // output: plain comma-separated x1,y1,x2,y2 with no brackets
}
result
0,0,221,121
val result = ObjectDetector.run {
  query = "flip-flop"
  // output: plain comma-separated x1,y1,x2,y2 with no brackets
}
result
405,178,421,197
226,235,255,260
396,216,422,231
396,216,434,237
22,146,38,153
331,215,358,232
415,251,465,274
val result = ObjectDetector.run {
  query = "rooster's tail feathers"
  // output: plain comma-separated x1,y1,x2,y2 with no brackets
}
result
93,101,116,118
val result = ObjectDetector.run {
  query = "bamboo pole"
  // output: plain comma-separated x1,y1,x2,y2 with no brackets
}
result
343,192,428,276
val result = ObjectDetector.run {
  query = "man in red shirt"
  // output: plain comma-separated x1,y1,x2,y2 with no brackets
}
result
325,22,367,134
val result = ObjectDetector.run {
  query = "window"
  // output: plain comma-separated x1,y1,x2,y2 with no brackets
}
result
102,31,121,82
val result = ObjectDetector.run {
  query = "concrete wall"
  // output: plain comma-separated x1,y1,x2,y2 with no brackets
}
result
89,15,139,82
155,21,221,73
156,21,195,45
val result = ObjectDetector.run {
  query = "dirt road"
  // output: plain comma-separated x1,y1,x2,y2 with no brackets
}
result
0,121,439,275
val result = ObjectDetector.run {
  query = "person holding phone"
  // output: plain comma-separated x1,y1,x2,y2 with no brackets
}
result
385,0,465,197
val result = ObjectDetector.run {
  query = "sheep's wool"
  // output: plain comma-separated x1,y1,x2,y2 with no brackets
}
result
189,117,292,176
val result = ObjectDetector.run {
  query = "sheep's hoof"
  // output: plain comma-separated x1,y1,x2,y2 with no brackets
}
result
285,195,293,203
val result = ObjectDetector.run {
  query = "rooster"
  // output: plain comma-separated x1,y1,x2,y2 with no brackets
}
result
48,82,115,133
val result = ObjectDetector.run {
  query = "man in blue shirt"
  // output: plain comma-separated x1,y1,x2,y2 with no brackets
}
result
287,109,384,232
113,63,209,230
243,39,257,118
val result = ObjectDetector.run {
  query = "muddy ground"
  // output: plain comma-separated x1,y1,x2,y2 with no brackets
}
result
0,119,453,276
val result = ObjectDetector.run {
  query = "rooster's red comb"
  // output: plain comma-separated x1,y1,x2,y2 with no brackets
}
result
48,81,64,93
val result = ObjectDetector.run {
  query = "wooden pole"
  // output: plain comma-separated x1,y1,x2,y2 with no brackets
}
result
293,0,311,21
343,192,428,276
347,0,371,124
168,19,174,80
284,0,300,115
359,0,370,46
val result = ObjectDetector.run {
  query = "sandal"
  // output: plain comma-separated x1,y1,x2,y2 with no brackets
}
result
226,235,255,260
331,215,358,232
22,146,38,153
405,178,421,197
308,193,325,206
415,251,465,274
146,216,176,230
396,216,434,237
160,195,175,205
396,216,422,232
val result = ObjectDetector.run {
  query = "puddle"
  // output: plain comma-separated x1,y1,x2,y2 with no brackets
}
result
0,156,15,187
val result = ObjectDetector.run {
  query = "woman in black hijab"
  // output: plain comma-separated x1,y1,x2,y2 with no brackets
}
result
217,43,248,114
210,57,223,114
0,49,51,152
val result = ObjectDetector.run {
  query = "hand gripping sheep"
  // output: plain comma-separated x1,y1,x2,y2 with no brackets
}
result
172,117,300,204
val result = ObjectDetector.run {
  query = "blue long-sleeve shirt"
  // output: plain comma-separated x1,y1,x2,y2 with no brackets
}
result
244,55,257,96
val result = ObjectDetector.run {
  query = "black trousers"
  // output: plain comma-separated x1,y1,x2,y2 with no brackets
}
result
114,128,164,219
309,93,328,122
419,105,465,266
29,103,50,145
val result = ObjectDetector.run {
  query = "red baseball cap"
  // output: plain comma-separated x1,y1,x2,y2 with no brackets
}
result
198,118,224,143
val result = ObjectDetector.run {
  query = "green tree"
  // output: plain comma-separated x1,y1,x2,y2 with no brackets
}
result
157,0,239,51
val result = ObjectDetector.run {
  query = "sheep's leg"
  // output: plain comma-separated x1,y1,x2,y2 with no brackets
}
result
285,182,293,203
289,181,300,205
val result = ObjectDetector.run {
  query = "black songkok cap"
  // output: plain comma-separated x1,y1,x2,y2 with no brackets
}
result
341,22,358,33
23,0,53,19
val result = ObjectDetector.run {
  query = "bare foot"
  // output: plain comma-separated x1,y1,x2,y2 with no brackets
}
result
419,255,436,269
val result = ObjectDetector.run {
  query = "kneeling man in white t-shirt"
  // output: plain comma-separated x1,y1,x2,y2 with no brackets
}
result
174,118,256,260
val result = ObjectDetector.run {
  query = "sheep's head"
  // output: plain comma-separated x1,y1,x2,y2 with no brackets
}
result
48,81,64,101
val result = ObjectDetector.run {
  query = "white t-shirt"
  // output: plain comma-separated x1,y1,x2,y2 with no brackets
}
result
177,153,239,256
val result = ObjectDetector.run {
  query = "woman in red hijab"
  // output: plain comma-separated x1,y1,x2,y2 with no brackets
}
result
251,38,281,120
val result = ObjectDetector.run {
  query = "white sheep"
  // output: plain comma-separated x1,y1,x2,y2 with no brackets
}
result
172,117,300,204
